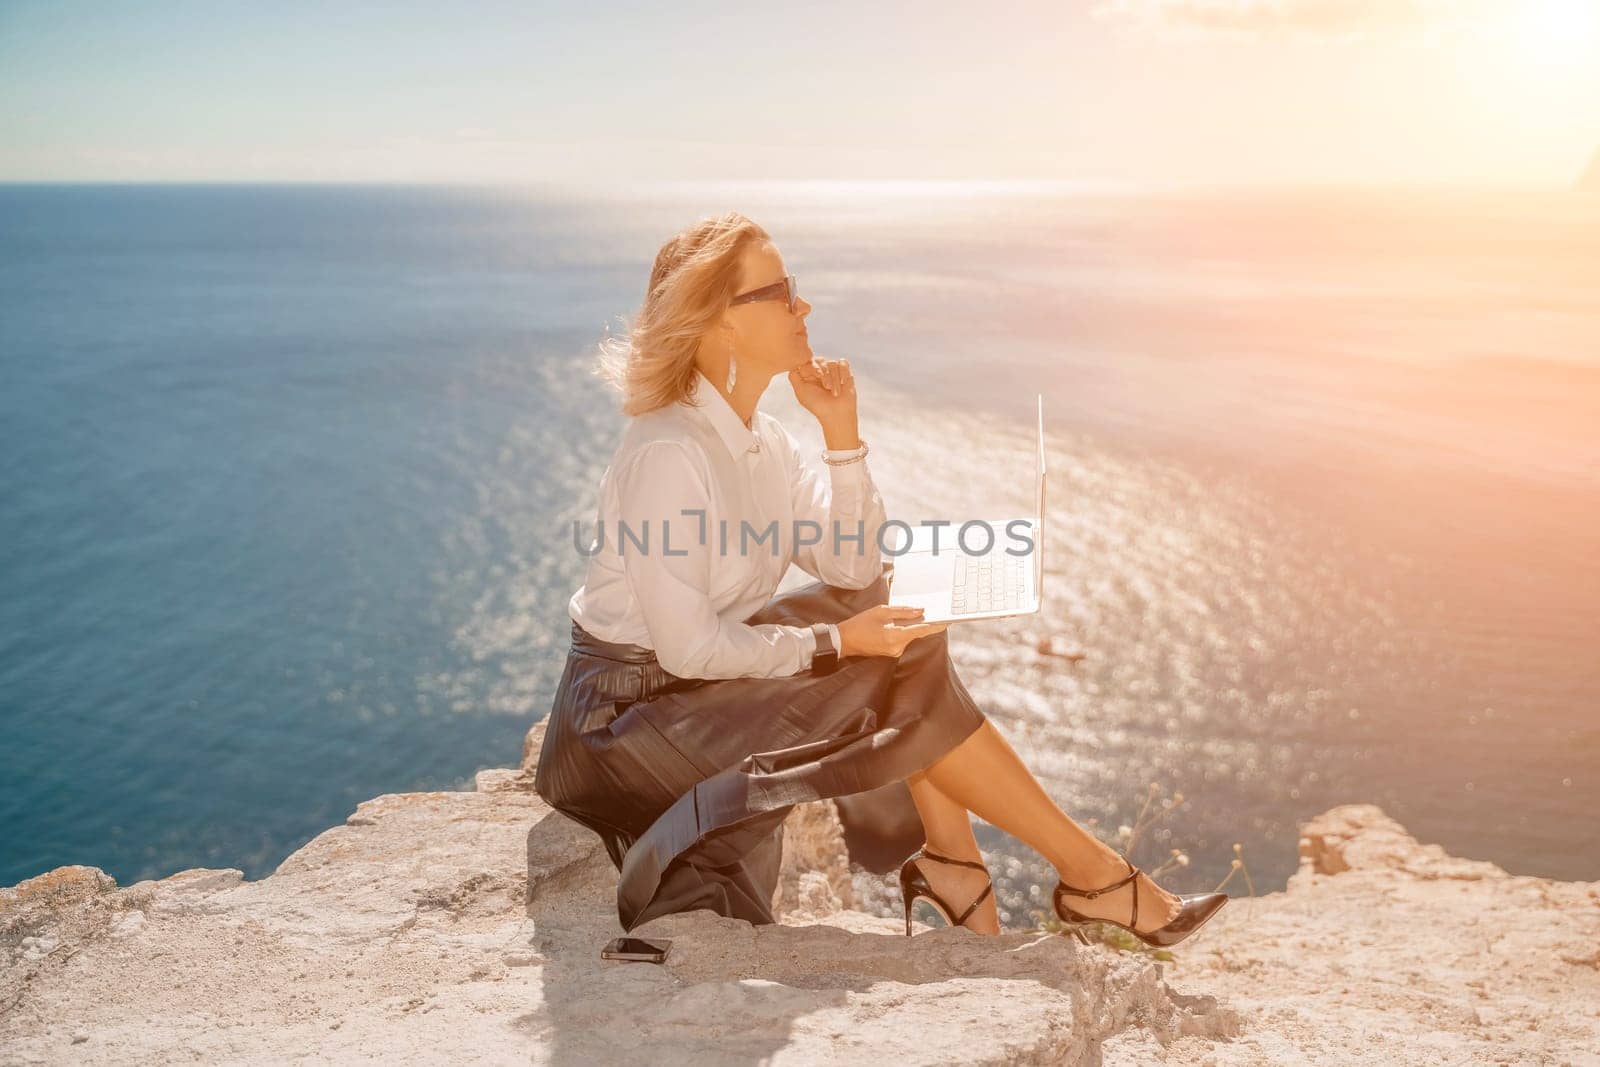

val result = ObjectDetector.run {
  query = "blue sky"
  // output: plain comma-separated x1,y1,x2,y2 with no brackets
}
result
2,0,1596,186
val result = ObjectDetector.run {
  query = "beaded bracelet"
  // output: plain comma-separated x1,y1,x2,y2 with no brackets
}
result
821,439,869,466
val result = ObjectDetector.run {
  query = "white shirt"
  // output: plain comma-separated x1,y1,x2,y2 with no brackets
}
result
568,367,887,679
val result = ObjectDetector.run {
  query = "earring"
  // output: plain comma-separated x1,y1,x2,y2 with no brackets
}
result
725,339,738,393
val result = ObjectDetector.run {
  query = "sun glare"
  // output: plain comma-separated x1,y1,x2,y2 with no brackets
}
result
1514,0,1600,68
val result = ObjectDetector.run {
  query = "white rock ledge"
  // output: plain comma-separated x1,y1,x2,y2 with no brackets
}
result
2,728,1596,1065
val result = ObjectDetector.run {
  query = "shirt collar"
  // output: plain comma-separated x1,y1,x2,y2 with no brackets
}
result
685,367,762,460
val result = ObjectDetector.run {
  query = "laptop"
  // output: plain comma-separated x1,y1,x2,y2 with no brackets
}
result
887,394,1045,624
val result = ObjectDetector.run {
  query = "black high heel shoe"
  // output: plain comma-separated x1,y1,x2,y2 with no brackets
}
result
898,845,994,936
1052,855,1228,948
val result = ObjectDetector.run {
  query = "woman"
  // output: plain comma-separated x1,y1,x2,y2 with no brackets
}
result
533,211,1227,945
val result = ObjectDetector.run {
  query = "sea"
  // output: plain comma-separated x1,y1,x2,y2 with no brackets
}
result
2,182,1596,929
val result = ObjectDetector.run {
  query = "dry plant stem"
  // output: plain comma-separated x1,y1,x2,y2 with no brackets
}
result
1213,845,1255,895
1148,855,1181,879
1125,794,1187,856
1125,789,1157,851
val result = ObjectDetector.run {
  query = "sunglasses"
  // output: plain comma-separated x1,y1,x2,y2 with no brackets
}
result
729,274,800,314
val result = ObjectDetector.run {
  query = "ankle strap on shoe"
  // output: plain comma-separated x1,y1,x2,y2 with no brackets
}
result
953,881,994,926
916,846,988,872
1057,859,1141,900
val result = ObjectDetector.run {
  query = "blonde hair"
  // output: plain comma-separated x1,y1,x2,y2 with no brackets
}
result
595,210,771,417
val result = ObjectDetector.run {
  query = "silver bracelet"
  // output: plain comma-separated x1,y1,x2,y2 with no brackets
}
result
821,439,869,466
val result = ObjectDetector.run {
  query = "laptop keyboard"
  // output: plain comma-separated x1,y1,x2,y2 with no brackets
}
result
951,546,1030,615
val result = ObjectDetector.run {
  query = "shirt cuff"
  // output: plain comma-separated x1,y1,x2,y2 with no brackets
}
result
821,443,868,463
828,622,841,657
822,449,870,493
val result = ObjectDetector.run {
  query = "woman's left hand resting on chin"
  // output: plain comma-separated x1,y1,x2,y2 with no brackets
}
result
788,357,861,451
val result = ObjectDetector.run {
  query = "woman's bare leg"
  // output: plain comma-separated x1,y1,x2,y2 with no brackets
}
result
916,721,1183,933
904,770,1001,935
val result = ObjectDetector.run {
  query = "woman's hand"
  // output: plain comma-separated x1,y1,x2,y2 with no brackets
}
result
836,605,952,658
788,357,858,435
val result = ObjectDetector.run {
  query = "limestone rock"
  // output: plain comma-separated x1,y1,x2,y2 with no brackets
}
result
1293,803,1506,883
3,786,1594,1065
475,767,536,793
520,718,548,771
773,797,859,918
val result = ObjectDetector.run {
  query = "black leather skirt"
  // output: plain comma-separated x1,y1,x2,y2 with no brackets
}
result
531,561,989,932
